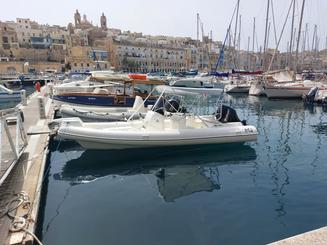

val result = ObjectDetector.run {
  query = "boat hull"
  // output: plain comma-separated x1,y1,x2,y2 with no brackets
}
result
53,94,156,107
264,86,311,99
0,92,22,100
224,84,250,93
58,120,258,150
249,83,265,96
73,134,257,150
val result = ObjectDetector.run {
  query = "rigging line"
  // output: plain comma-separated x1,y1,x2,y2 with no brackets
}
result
267,0,295,73
270,0,278,46
214,0,239,71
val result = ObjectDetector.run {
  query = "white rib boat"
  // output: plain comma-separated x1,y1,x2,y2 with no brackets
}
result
59,96,147,122
56,102,258,150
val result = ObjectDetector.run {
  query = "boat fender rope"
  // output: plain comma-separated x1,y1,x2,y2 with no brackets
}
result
0,192,44,245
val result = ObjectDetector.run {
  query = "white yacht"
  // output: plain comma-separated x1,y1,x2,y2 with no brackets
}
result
161,77,223,95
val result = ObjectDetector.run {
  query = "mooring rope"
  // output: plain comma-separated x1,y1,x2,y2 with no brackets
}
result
0,191,44,245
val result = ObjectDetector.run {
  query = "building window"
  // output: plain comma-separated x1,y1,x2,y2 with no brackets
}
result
105,64,108,69
74,63,77,66
25,26,28,29
81,63,84,67
87,63,89,67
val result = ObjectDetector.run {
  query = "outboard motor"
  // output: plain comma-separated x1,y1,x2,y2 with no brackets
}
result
165,98,181,113
152,97,166,115
303,86,318,103
216,105,243,124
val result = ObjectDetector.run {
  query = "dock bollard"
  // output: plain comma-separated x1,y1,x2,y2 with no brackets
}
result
21,90,27,106
38,96,46,119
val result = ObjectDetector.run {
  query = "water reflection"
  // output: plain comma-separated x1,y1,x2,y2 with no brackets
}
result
311,122,327,136
53,144,256,201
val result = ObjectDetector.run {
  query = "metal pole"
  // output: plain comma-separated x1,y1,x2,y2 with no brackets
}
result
263,0,270,70
233,0,240,68
289,0,296,67
252,17,256,70
294,0,306,75
247,36,250,70
4,120,19,160
0,118,2,169
16,111,20,155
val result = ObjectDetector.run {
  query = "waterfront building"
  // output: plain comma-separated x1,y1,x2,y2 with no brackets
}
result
0,22,19,51
110,37,187,73
65,46,110,72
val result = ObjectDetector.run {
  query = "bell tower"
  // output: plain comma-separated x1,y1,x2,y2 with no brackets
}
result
74,9,81,27
100,13,107,30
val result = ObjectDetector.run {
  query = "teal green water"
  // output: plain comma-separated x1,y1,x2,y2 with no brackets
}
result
0,86,35,110
39,95,327,245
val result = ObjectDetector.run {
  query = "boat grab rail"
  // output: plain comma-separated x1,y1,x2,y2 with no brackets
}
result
127,86,163,122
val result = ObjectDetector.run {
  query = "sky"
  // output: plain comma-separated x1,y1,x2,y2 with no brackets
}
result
1,0,327,51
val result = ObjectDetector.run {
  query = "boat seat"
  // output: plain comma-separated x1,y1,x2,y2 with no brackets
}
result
143,111,165,130
168,114,186,129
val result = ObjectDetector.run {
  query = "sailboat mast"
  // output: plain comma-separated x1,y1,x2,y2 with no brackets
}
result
289,0,296,67
233,0,240,68
294,0,305,77
252,17,256,70
252,17,256,53
247,36,250,70
262,0,270,70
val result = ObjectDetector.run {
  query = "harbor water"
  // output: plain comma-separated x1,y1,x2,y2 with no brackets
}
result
0,86,36,110
38,94,327,245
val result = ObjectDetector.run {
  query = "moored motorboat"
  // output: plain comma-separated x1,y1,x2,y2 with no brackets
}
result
53,74,164,107
59,96,147,122
55,96,258,150
163,77,223,95
264,80,326,99
0,84,25,100
224,82,251,93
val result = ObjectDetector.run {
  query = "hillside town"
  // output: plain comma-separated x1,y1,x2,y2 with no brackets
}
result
1,10,327,75
2,1,327,245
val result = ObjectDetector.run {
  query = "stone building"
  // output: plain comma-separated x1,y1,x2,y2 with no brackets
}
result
65,46,110,72
110,37,187,73
0,21,19,51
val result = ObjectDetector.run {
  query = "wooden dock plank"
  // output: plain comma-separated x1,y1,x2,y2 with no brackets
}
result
0,87,53,245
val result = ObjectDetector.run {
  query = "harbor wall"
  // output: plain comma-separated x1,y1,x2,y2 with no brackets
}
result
0,61,63,74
